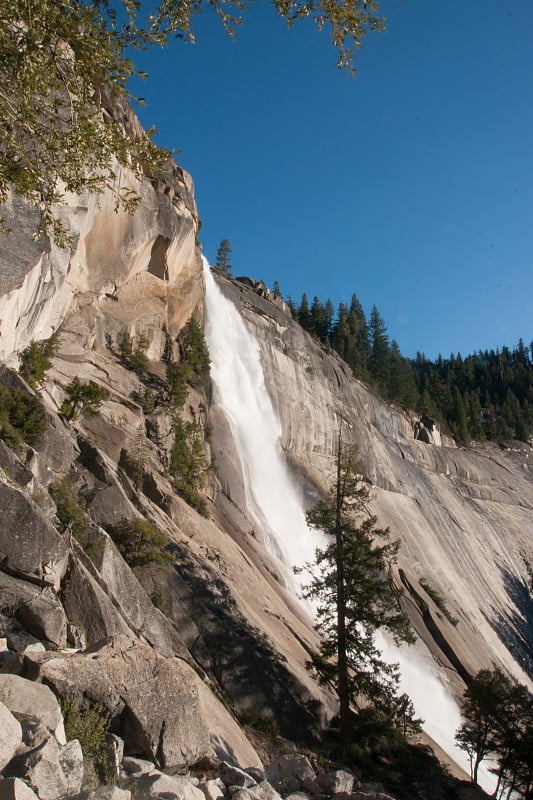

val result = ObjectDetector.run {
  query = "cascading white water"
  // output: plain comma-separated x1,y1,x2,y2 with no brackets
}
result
202,256,495,793
203,257,323,590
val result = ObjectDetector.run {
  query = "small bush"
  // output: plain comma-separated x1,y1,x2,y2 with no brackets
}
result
120,450,145,489
61,698,111,785
150,589,169,615
167,361,190,408
179,316,210,387
136,387,156,414
106,517,172,569
166,317,211,408
0,384,47,450
238,711,280,738
420,581,459,626
119,331,149,372
169,416,210,516
120,426,146,489
19,333,59,387
61,378,107,421
50,479,90,544
174,479,208,517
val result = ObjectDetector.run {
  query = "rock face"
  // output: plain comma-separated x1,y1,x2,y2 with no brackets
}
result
26,636,212,769
0,702,23,771
0,160,202,365
0,675,66,744
0,482,69,591
215,275,533,691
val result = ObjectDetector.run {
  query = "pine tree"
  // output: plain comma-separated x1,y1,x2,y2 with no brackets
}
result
298,293,311,331
368,304,390,392
299,434,414,758
348,293,370,378
286,296,298,319
450,385,469,445
61,378,107,420
456,668,533,796
331,303,351,360
310,296,328,340
456,670,505,785
215,239,233,273
324,299,335,343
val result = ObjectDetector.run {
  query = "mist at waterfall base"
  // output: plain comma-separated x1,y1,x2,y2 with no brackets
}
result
202,258,495,793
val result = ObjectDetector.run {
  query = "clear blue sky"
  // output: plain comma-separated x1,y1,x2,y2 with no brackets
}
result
130,0,533,359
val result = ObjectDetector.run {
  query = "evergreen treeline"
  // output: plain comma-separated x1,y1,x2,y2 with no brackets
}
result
284,291,533,445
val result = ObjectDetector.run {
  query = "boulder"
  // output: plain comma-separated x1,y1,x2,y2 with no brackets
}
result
16,593,67,648
4,721,69,800
0,701,23,771
0,440,34,489
75,528,190,660
0,482,69,591
265,755,315,787
231,786,282,800
0,778,40,800
59,739,84,796
121,755,155,776
284,794,311,800
0,571,67,648
0,674,66,744
25,636,212,770
0,650,24,676
132,772,205,800
316,771,355,795
76,789,131,800
26,410,80,486
105,733,124,782
229,790,256,800
300,778,322,796
61,532,190,661
199,779,227,800
219,762,257,789
60,555,133,645
248,782,283,800
6,631,46,654
67,622,87,650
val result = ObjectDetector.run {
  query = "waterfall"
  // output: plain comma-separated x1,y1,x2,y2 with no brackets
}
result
203,257,323,590
202,257,495,793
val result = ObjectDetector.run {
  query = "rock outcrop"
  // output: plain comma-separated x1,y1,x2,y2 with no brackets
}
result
26,636,211,770
0,128,333,793
215,274,533,692
0,677,416,800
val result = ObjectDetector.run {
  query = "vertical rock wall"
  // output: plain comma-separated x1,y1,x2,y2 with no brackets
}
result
0,160,202,365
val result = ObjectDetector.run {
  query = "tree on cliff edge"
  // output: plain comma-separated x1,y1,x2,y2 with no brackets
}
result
298,433,414,758
216,239,233,273
0,0,388,240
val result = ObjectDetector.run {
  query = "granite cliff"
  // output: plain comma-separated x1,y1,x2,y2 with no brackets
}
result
216,276,533,695
0,122,532,799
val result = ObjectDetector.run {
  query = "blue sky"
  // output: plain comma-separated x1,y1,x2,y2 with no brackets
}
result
130,0,533,359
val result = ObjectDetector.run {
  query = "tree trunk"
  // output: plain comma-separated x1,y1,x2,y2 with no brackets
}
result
335,431,351,759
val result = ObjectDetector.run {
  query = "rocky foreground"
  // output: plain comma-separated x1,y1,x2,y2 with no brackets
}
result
0,665,486,800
